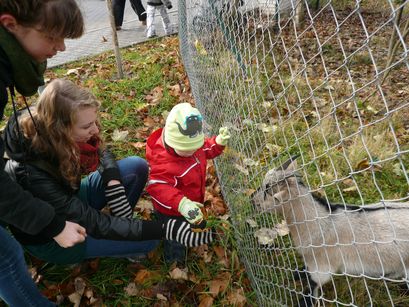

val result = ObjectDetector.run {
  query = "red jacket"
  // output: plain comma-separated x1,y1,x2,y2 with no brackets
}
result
146,128,225,216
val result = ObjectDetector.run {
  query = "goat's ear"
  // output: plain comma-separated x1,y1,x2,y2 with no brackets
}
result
285,160,298,172
277,155,299,171
273,190,287,202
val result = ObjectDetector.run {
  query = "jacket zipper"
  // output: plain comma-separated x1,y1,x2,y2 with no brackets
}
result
193,155,200,165
193,154,204,201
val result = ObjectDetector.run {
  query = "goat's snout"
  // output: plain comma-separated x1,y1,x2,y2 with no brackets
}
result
250,187,263,207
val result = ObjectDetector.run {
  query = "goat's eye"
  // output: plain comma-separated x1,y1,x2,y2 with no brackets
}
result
264,183,273,196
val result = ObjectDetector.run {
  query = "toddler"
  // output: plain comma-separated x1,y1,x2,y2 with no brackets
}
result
146,0,173,38
146,102,230,264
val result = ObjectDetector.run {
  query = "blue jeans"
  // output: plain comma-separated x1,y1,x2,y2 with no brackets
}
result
25,157,159,265
80,156,159,259
156,212,186,264
0,225,55,307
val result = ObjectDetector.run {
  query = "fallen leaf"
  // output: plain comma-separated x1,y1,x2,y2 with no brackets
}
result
134,269,151,284
208,278,230,297
242,119,253,126
225,288,247,306
256,123,277,133
343,186,358,193
169,267,189,281
218,214,230,220
68,292,82,307
355,158,370,171
144,116,157,128
243,158,259,167
366,105,378,114
68,277,86,307
112,129,129,142
156,293,168,301
275,220,290,236
254,228,277,245
194,39,208,56
145,86,163,105
392,163,404,176
124,282,139,296
265,143,281,155
168,84,181,97
342,178,354,186
66,68,80,76
199,295,214,307
74,277,86,296
135,198,154,211
211,197,227,215
246,218,258,228
130,141,145,150
234,164,249,175
84,289,94,299
213,246,225,259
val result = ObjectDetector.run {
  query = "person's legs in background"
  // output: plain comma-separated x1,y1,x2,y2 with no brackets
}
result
112,0,126,30
129,0,147,25
158,5,172,35
0,225,55,306
146,5,156,38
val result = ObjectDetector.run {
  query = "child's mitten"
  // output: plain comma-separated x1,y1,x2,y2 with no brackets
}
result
215,127,231,146
178,197,203,224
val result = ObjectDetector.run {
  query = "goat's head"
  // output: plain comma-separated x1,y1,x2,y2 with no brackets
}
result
252,157,299,212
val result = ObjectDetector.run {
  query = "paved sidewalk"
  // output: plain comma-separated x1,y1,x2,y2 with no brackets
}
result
48,0,179,68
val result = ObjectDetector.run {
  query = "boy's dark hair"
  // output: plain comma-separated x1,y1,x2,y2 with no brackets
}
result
0,0,84,38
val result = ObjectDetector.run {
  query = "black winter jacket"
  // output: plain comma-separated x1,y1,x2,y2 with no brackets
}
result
0,45,65,238
4,113,161,245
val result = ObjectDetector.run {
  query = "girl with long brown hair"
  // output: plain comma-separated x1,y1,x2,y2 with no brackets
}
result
5,79,213,266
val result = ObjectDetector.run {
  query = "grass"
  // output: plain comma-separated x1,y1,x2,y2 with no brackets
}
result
4,2,409,305
0,36,257,306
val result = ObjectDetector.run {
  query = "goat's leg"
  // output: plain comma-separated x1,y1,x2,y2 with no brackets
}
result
398,271,409,294
293,265,308,282
301,269,332,307
297,276,317,307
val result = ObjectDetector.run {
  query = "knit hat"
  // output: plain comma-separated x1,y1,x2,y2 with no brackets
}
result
164,103,204,151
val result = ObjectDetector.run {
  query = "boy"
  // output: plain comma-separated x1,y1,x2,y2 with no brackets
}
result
146,0,173,38
146,102,230,264
0,1,86,305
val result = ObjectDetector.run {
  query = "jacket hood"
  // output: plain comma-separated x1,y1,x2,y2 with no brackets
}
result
4,109,35,162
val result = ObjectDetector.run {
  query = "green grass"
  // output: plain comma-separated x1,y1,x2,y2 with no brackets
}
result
1,36,256,306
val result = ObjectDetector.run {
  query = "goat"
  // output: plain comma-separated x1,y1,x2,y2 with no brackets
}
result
252,158,409,303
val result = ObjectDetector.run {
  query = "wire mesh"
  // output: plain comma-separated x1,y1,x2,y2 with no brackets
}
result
179,0,409,305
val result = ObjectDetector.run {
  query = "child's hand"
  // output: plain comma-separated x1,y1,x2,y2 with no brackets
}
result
216,127,231,146
178,197,203,224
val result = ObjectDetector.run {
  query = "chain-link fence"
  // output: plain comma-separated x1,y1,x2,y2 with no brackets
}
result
179,0,409,305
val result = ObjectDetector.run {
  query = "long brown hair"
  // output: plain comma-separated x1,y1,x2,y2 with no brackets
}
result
20,79,102,188
0,0,84,39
